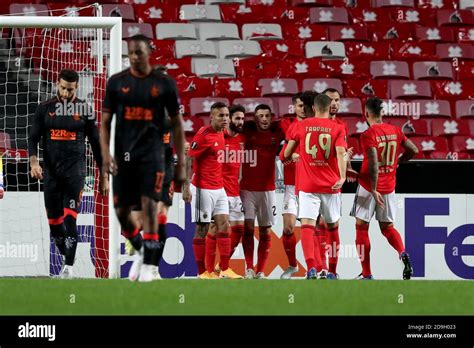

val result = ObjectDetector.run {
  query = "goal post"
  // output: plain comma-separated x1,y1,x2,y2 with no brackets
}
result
0,15,122,279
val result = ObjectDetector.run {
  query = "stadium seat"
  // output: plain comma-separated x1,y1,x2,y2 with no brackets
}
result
345,42,391,60
455,100,474,118
432,81,474,100
305,41,346,59
373,0,414,7
258,78,298,97
179,4,221,22
259,40,306,59
349,8,391,25
152,57,193,76
192,58,236,77
460,0,474,9
417,0,457,9
391,42,437,62
389,80,432,99
217,40,262,59
291,0,332,6
47,3,95,16
412,100,452,118
389,8,437,26
190,97,231,116
344,117,369,137
454,60,474,81
409,136,449,153
371,24,414,41
437,9,474,26
175,75,214,100
456,27,474,42
182,116,205,134
101,4,135,22
233,97,275,115
133,3,178,25
219,4,308,26
90,39,129,58
436,43,474,61
149,39,175,60
329,25,369,41
205,0,245,4
319,59,370,80
198,23,240,40
213,77,260,98
413,61,454,80
431,119,471,137
428,151,470,159
156,23,197,40
370,61,410,80
344,80,389,99
275,97,295,118
415,26,455,42
242,24,283,40
337,98,363,117
303,78,343,94
385,118,430,136
175,40,217,58
122,23,153,39
9,4,49,16
451,135,474,153
234,55,280,79
309,7,349,24
283,24,328,41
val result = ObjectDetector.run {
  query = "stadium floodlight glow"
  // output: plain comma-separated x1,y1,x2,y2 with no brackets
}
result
0,15,122,279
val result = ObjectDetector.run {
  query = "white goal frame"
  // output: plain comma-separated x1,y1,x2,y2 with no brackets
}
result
0,16,122,279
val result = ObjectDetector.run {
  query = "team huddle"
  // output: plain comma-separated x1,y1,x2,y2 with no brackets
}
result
28,34,417,281
185,90,417,281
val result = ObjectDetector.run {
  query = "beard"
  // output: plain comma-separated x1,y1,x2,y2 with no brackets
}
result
230,122,243,133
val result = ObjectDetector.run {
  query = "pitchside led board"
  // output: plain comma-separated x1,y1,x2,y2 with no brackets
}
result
0,193,473,280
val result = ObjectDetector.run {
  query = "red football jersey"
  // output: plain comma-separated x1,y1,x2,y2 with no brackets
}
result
240,125,284,191
333,117,349,139
289,117,347,194
188,125,225,190
279,119,298,186
359,123,407,194
222,132,246,197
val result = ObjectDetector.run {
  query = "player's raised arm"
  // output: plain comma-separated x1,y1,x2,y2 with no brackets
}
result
399,138,419,163
28,103,45,180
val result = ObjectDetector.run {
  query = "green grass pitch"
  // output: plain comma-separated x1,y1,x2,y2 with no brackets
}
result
0,279,473,315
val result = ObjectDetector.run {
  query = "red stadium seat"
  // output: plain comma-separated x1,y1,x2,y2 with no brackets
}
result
345,42,391,60
412,61,454,80
370,23,414,41
370,61,410,80
101,4,135,22
219,4,309,26
390,8,437,26
152,57,193,76
431,119,471,137
436,43,474,61
412,100,452,118
451,135,474,152
337,98,363,117
247,0,287,5
305,41,346,59
133,2,178,25
233,97,276,115
122,23,153,39
258,78,298,97
319,58,370,80
149,39,175,60
437,9,474,27
385,118,430,136
417,0,457,9
349,8,391,25
176,75,213,101
409,136,449,153
234,55,280,79
183,116,205,135
283,24,328,41
10,4,49,16
259,40,306,60
291,0,332,6
275,97,296,118
415,26,455,42
456,27,474,43
344,80,389,99
328,25,369,42
391,42,437,62
372,0,414,7
389,80,432,99
454,61,474,81
309,7,349,24
47,3,95,16
279,57,322,79
432,81,474,100
455,100,474,118
190,97,230,116
344,117,369,137
242,23,283,41
213,77,260,99
303,78,343,94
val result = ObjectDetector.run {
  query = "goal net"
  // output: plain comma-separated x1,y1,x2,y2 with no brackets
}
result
0,10,122,278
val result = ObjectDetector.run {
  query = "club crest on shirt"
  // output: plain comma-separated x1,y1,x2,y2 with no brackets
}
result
191,141,198,149
121,86,130,94
151,85,160,97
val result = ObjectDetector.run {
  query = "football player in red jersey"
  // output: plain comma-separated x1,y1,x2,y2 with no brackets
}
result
284,94,347,279
278,92,311,279
350,97,418,280
182,102,235,279
240,104,284,279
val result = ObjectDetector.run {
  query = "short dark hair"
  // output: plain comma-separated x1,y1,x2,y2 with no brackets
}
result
322,88,341,96
292,92,304,104
210,101,228,111
300,90,319,116
128,34,151,49
365,97,384,117
229,104,245,116
59,69,79,83
313,94,331,113
255,104,272,114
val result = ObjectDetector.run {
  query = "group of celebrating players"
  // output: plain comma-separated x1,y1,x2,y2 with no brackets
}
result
28,34,416,282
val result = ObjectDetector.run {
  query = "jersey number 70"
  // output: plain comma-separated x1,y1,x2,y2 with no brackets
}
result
305,133,332,160
378,140,397,166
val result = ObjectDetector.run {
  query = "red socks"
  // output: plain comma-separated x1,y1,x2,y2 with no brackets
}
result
381,225,405,256
355,224,371,277
282,233,297,267
192,237,206,275
217,232,231,271
327,226,340,274
256,233,271,273
230,225,244,257
301,224,324,271
205,234,217,273
314,227,327,269
242,226,255,270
